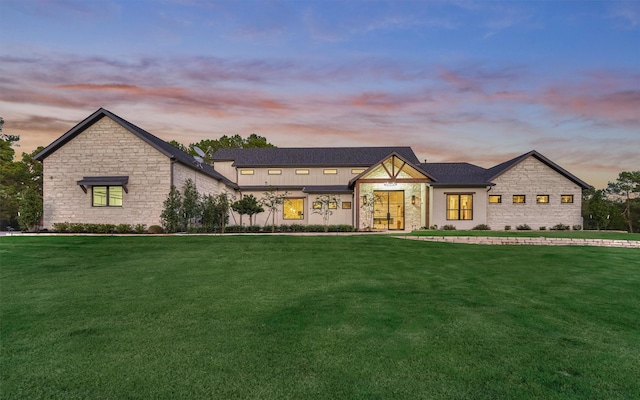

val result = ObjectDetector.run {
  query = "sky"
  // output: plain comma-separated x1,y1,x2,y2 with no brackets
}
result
1,0,639,189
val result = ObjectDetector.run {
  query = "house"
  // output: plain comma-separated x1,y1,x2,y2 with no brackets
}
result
35,108,591,231
34,108,236,229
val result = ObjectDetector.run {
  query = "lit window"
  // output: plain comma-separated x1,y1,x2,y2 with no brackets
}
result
240,170,254,175
329,201,338,209
93,186,123,207
268,169,282,175
296,169,309,175
323,169,338,175
536,195,549,204
351,168,365,174
513,195,526,204
342,202,352,209
489,195,502,204
447,194,473,220
312,201,321,209
561,195,574,203
284,198,304,220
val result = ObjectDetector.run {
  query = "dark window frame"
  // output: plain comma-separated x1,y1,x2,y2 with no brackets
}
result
92,186,123,207
446,194,473,221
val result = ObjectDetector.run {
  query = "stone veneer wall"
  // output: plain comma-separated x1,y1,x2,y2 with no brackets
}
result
357,182,423,231
486,157,584,229
172,162,223,197
42,116,172,228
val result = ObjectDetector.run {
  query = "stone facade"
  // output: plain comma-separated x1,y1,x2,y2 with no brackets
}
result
41,116,222,229
486,156,583,229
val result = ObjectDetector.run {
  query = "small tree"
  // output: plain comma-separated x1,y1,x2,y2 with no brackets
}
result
181,179,200,231
161,186,182,233
232,194,264,227
214,192,234,233
201,194,219,232
260,187,288,233
17,187,42,232
607,171,640,232
311,195,340,232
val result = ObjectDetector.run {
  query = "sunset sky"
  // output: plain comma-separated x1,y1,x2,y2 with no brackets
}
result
1,0,639,189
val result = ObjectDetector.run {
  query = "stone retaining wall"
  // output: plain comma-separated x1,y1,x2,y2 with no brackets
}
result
399,236,640,248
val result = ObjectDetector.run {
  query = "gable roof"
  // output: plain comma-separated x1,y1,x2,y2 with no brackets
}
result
349,151,436,186
419,162,491,187
212,146,420,167
485,150,591,189
34,108,236,188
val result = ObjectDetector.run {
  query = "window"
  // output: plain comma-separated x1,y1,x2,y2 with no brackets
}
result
489,195,502,204
561,195,574,203
351,168,365,174
446,194,473,220
93,186,123,207
342,202,352,209
268,169,282,175
323,169,338,175
295,169,309,175
312,201,322,209
283,198,304,220
513,195,526,204
536,195,550,204
240,170,254,175
329,201,338,209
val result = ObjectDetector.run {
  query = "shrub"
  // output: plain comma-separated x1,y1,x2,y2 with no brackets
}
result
224,225,244,233
279,224,292,233
148,225,163,234
429,225,438,230
247,225,261,233
516,224,532,230
442,225,457,230
289,224,306,232
551,223,570,231
334,224,355,232
84,224,98,233
572,225,583,231
504,225,511,231
134,224,146,234
539,226,546,231
116,224,133,234
69,223,86,233
472,224,491,231
262,225,277,233
52,222,70,233
95,224,116,234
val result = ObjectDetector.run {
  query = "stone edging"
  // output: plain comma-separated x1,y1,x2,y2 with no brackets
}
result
397,236,640,248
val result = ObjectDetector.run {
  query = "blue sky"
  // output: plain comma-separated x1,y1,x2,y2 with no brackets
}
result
1,0,639,188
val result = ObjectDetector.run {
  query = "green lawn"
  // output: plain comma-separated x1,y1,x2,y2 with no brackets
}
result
1,236,639,399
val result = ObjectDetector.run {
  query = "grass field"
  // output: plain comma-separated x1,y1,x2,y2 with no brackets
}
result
1,235,639,399
407,230,640,241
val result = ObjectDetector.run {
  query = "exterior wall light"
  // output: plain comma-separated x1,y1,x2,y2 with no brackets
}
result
411,195,416,205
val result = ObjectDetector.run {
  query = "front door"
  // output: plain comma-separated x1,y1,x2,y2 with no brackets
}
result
373,190,405,230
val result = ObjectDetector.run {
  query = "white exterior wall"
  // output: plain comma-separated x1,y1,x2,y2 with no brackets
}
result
486,157,584,229
41,116,171,228
237,167,361,187
212,161,237,183
229,190,354,227
430,187,489,230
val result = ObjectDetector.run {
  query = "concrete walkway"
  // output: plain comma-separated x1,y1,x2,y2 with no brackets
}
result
397,235,640,248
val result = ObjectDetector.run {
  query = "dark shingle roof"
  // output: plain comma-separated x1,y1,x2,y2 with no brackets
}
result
212,147,420,167
419,162,491,186
34,108,236,188
420,150,591,189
